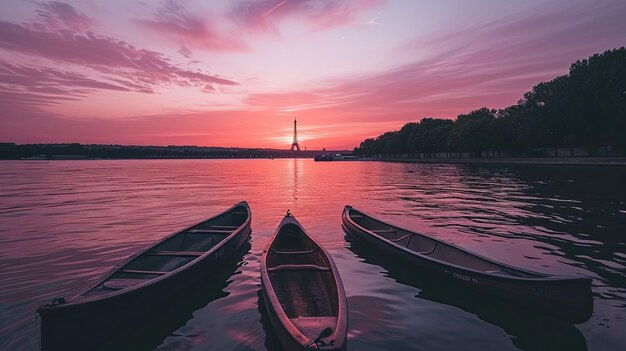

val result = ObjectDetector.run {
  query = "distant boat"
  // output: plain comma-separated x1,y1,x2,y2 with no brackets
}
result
38,202,252,350
314,153,360,161
342,205,593,323
261,211,348,350
20,155,47,160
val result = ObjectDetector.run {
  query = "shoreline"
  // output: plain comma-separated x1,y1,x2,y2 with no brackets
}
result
4,156,626,166
372,157,626,167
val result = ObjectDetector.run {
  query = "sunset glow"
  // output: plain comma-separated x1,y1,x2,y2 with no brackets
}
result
1,0,625,149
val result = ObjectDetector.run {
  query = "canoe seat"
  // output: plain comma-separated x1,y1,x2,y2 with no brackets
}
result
418,242,438,255
350,215,364,218
149,251,203,257
207,225,239,229
371,229,396,233
188,229,233,234
121,269,168,275
103,278,147,290
484,269,507,275
390,233,413,243
268,264,330,273
271,247,318,255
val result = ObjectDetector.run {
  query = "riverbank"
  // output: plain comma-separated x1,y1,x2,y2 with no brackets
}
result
373,157,626,166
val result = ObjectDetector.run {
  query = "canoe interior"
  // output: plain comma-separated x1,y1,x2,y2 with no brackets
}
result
347,208,542,278
81,204,249,298
267,222,339,321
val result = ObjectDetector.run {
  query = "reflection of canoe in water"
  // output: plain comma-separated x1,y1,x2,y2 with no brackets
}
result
346,238,588,350
261,211,347,350
342,205,593,324
38,202,252,351
100,240,252,350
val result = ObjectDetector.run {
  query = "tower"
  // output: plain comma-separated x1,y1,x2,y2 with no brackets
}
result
290,117,301,151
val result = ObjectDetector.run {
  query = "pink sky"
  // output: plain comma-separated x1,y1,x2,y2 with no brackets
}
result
1,0,625,149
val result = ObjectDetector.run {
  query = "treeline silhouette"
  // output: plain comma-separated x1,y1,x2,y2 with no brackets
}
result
0,143,343,159
354,47,626,158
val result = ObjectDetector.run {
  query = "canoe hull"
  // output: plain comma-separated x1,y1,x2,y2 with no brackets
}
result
342,207,593,323
260,284,342,351
38,205,251,351
260,215,347,351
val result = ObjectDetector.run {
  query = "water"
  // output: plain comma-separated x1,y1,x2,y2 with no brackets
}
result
0,159,624,350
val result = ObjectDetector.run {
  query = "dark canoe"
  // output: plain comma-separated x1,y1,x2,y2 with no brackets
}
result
260,212,347,350
37,201,252,350
342,205,593,324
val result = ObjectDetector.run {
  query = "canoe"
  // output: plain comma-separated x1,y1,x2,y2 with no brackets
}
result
260,211,347,350
342,205,593,323
38,201,252,350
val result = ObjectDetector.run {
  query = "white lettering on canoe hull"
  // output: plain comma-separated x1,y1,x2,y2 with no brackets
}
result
445,269,479,284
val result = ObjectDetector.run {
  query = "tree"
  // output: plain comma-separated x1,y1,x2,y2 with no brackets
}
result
355,47,626,158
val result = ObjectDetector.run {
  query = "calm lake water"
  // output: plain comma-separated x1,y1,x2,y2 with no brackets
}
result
1,159,625,350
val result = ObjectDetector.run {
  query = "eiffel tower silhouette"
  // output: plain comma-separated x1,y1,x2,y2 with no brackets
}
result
290,117,301,151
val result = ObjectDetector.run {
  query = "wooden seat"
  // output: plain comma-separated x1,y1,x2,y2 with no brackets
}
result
149,251,203,257
371,228,396,233
419,242,438,255
271,247,318,255
390,233,413,242
268,264,330,273
121,269,168,275
187,229,233,234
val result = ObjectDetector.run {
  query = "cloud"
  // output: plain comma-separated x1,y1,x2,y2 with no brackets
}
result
178,44,192,58
0,62,136,93
137,0,248,52
0,17,239,125
244,0,626,126
34,1,94,30
0,60,156,125
0,20,238,90
135,0,385,53
230,0,385,35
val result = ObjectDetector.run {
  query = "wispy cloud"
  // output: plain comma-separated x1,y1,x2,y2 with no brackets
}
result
230,0,385,35
34,1,94,30
0,12,240,125
0,21,237,87
136,0,248,53
0,62,136,95
244,0,626,125
263,0,288,17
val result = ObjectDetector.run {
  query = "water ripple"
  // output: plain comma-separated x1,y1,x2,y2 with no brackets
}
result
1,160,625,350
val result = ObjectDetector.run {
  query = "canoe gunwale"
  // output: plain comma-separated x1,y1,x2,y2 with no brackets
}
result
38,201,252,310
260,214,348,350
342,205,591,284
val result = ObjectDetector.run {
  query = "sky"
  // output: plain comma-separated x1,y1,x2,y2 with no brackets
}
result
0,0,625,149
